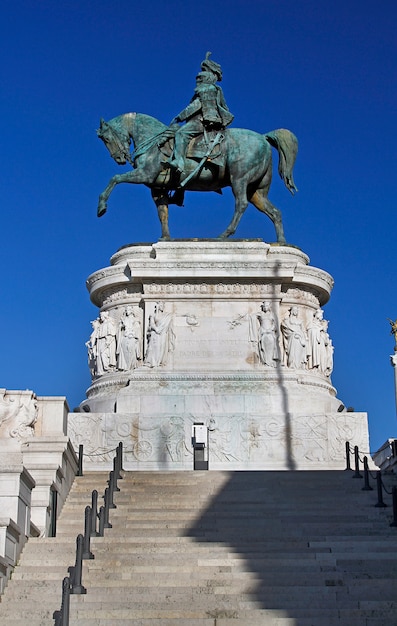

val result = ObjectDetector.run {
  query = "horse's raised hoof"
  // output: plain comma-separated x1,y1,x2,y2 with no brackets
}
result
97,203,107,217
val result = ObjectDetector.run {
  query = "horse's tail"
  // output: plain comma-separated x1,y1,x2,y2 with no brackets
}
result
265,129,298,195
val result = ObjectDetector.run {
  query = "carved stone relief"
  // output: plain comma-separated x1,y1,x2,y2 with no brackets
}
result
280,306,308,369
144,302,175,368
144,282,280,297
116,306,142,371
281,287,320,307
249,301,281,367
306,309,334,376
86,306,143,379
0,390,37,441
207,416,240,462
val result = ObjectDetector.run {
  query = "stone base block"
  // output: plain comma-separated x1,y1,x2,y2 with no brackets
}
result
72,240,370,471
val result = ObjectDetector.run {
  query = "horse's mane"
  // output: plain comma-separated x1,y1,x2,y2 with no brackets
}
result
108,113,167,135
135,113,168,134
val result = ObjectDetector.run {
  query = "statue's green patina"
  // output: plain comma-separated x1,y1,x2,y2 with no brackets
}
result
97,53,298,242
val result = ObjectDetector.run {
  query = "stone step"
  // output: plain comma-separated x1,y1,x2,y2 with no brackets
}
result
2,469,397,625
59,498,390,511
1,613,394,626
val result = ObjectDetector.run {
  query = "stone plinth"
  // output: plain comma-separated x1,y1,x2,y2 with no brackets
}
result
0,390,77,536
69,240,369,470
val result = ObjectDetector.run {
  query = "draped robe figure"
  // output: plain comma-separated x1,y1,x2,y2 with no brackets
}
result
249,301,280,366
96,311,117,375
307,309,334,376
144,302,175,368
281,306,307,369
116,306,142,371
307,309,325,370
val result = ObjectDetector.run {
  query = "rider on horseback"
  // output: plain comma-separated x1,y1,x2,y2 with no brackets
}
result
168,52,234,175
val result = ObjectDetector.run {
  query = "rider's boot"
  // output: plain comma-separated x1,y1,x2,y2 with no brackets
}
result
169,189,185,206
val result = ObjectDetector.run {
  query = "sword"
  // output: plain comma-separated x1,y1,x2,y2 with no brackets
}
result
179,132,223,188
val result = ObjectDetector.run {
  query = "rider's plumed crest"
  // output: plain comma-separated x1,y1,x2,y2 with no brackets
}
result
201,52,222,81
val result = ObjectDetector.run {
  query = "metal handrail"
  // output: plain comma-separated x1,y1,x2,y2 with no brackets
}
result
346,441,397,527
54,442,124,624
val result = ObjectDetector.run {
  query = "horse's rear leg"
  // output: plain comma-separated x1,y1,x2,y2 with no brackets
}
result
219,182,249,239
249,188,286,244
151,190,171,240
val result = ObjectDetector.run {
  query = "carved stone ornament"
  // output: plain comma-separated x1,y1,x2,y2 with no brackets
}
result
0,390,37,441
280,306,308,369
306,309,333,376
249,301,281,367
87,307,143,379
144,302,175,367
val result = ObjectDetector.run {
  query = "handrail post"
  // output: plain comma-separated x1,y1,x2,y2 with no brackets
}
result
118,441,124,473
109,467,120,494
91,490,99,536
82,506,95,560
49,487,58,538
106,482,116,510
390,486,397,527
345,441,351,470
61,576,71,626
98,505,105,536
69,534,87,594
53,576,71,626
103,490,113,528
375,471,387,508
353,445,362,478
112,458,121,487
361,456,373,491
77,444,83,477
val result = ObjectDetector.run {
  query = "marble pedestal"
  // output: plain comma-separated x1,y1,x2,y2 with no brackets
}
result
69,240,369,470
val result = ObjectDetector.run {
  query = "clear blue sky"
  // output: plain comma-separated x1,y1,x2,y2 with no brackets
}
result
1,0,396,452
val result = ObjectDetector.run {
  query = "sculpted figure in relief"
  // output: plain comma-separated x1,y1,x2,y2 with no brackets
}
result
0,391,37,441
208,417,239,462
281,306,307,369
307,309,325,370
307,309,334,376
95,311,117,375
323,320,334,376
144,302,175,367
86,319,100,378
249,301,281,366
116,306,142,371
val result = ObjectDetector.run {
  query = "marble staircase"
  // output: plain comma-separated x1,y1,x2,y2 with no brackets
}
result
1,469,397,625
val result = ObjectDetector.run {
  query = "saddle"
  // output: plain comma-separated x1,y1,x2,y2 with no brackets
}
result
186,129,225,167
159,129,226,169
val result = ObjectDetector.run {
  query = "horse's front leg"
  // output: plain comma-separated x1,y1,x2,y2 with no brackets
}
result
98,174,123,217
97,169,150,217
151,189,171,240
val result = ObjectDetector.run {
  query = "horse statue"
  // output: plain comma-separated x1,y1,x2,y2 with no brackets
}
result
97,112,298,242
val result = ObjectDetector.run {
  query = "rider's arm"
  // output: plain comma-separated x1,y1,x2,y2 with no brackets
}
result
176,97,202,122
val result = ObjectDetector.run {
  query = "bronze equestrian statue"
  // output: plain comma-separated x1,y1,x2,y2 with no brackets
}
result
97,53,298,242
